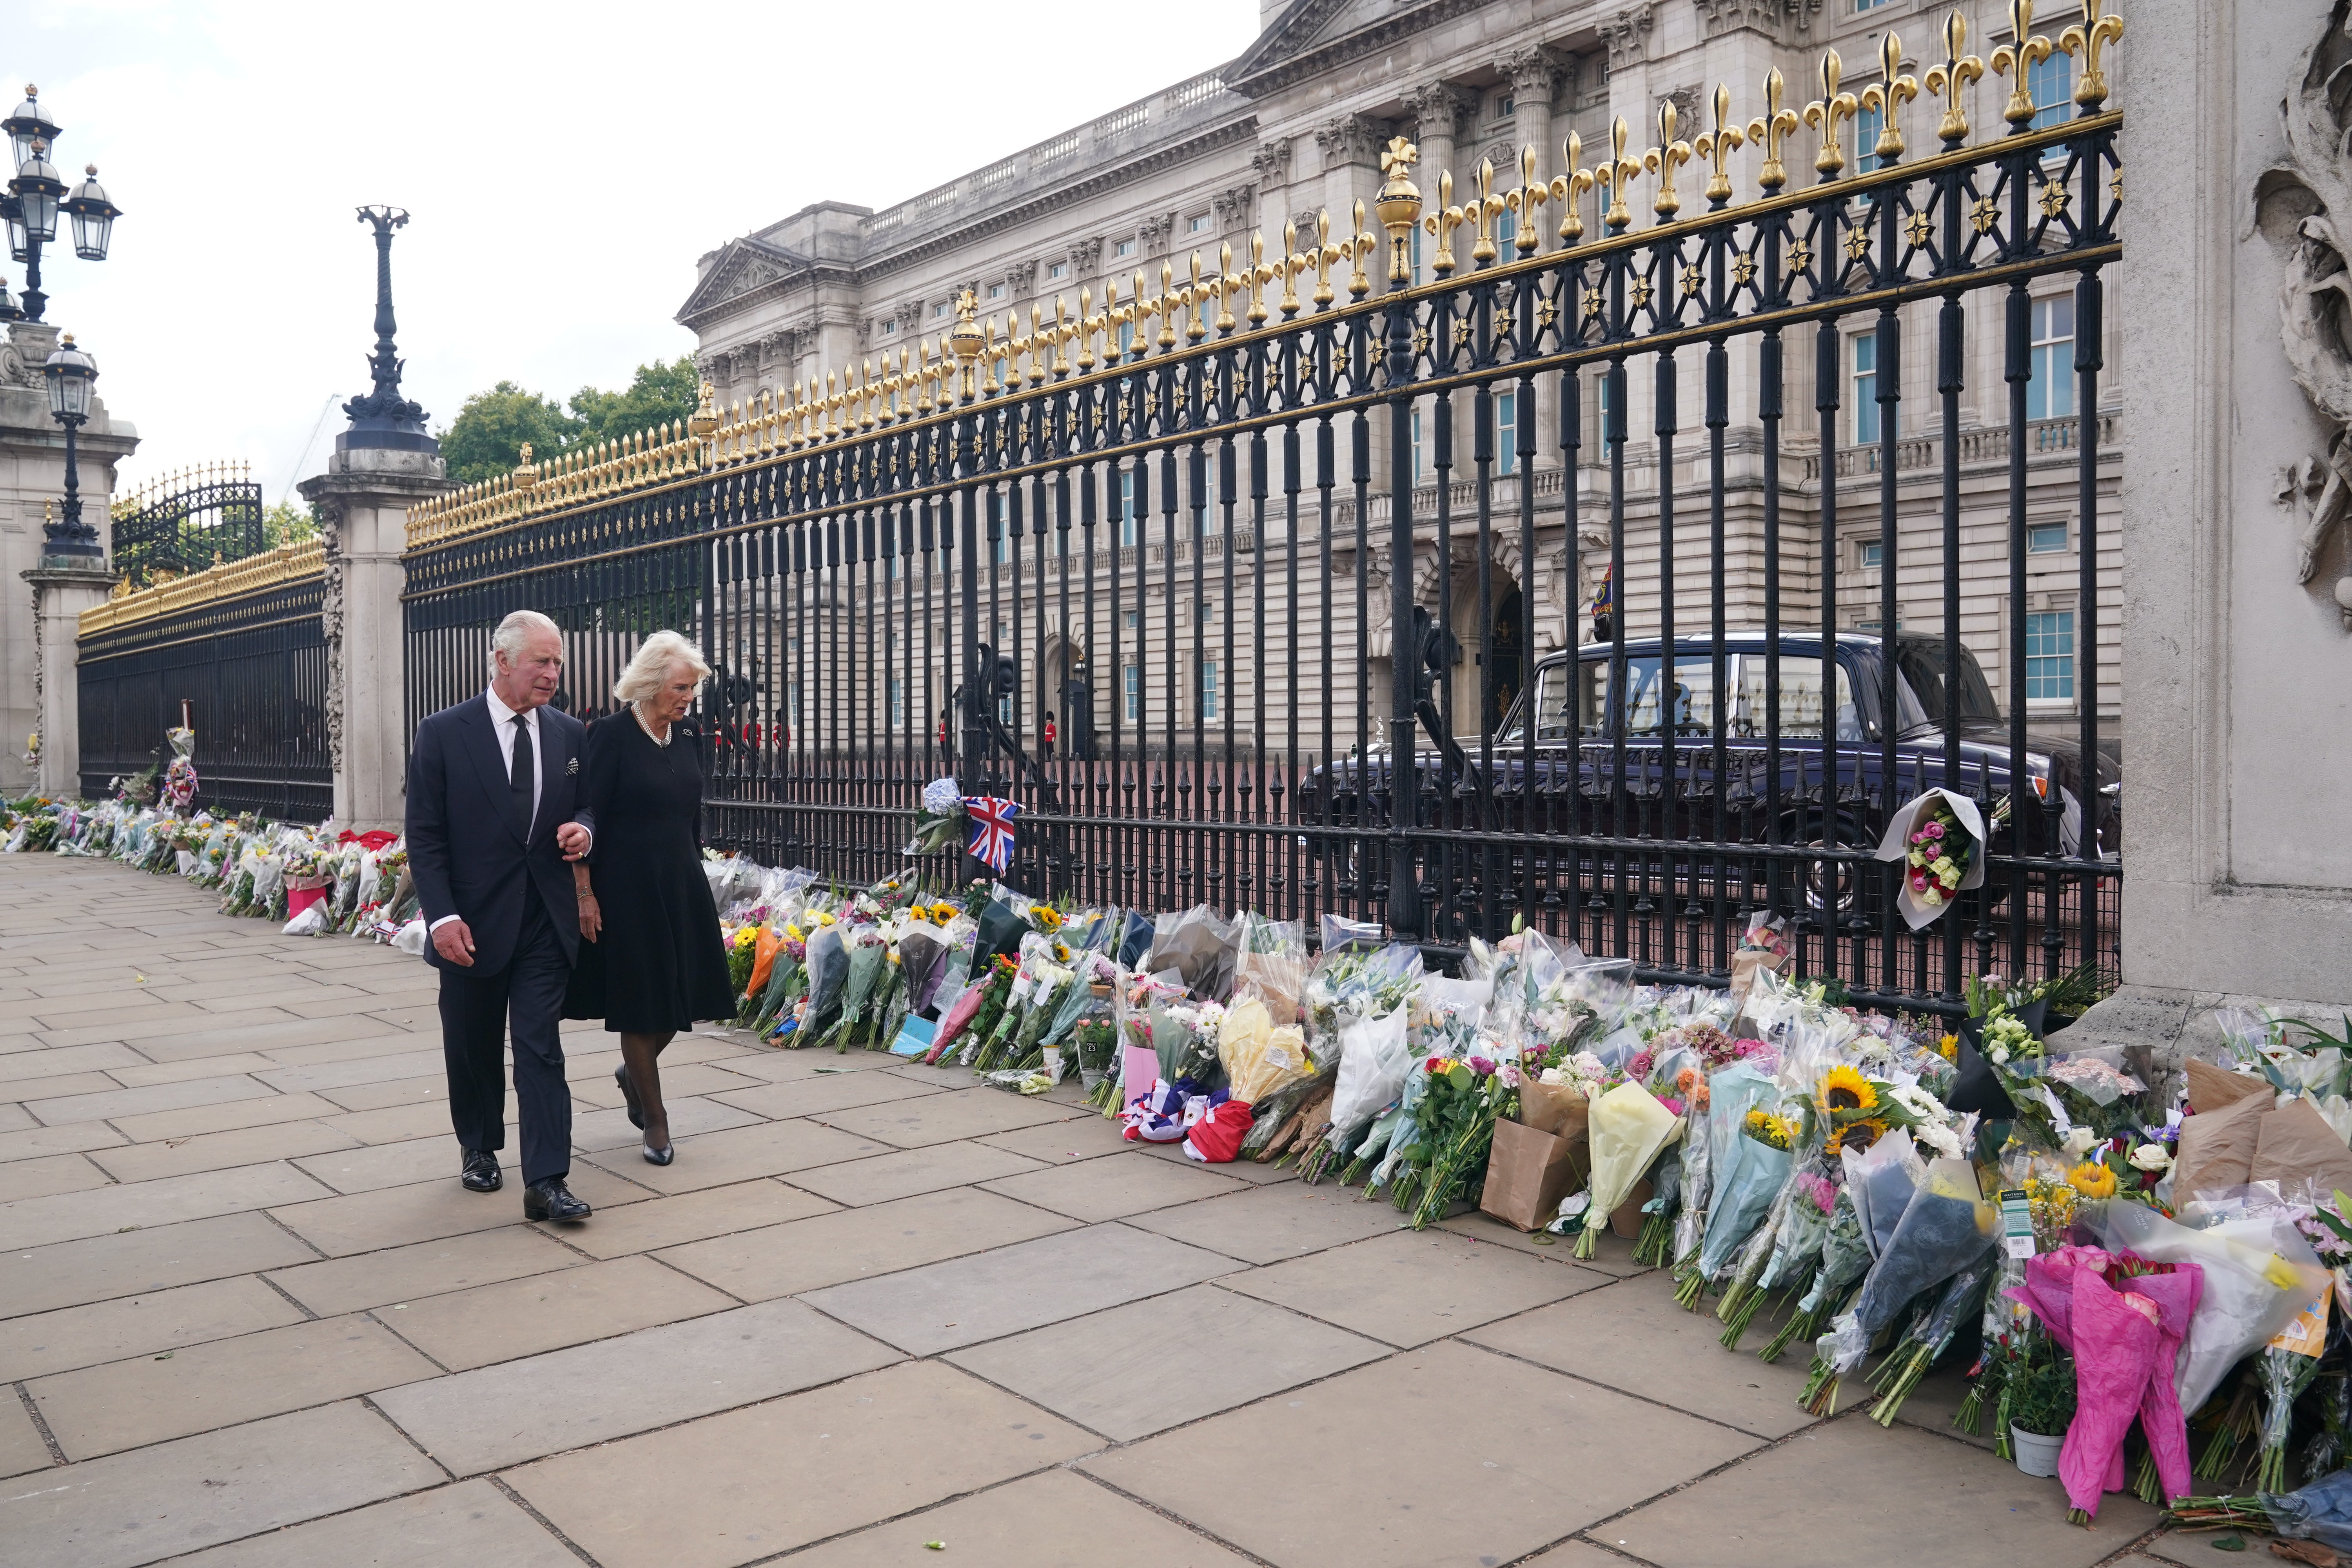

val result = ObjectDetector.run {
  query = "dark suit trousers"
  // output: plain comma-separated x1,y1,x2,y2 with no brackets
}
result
437,891,572,1185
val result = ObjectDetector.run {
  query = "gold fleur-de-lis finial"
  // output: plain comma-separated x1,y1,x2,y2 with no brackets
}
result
2061,0,2125,113
1471,158,1500,265
1504,144,1546,255
1644,99,1693,221
1423,168,1463,276
1548,129,1596,247
1860,31,1919,165
1694,83,1745,209
1597,116,1643,233
1347,197,1374,298
1923,10,1986,147
1991,0,2055,128
1748,68,1801,192
1802,48,1861,178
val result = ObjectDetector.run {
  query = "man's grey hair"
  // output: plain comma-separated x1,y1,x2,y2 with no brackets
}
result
489,610,562,674
614,630,711,705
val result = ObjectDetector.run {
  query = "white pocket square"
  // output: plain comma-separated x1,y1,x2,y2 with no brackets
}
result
566,757,580,775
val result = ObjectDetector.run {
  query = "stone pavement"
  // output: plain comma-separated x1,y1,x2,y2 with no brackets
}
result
0,855,2194,1568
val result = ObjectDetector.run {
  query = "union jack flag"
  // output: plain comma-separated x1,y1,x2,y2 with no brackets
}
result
963,795,1020,873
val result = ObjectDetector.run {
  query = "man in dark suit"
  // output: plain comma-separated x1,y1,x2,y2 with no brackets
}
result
405,610,598,1222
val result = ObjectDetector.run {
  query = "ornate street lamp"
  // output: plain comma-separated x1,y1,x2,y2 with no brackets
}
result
336,205,434,453
0,85,122,322
40,332,101,561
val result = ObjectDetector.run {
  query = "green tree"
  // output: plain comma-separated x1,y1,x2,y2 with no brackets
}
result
433,357,701,485
569,356,701,448
435,382,583,486
260,499,319,548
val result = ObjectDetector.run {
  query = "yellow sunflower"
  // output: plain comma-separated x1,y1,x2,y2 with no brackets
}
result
1030,906,1065,933
1827,1117,1889,1158
1819,1064,1880,1119
1937,1033,1960,1063
2066,1160,2118,1200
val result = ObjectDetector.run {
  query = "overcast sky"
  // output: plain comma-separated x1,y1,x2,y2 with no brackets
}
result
6,0,1259,503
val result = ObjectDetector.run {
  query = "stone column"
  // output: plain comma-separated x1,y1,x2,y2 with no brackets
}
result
300,446,454,833
1402,84,1475,197
1502,47,1568,180
2081,0,2352,1040
21,561,112,797
0,319,136,796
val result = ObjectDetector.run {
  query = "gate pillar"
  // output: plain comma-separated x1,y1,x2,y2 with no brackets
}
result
21,560,112,797
300,446,452,833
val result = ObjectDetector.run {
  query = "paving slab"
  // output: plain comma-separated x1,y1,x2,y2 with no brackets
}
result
781,1464,1258,1568
267,1162,648,1256
978,1148,1247,1220
28,1312,440,1459
317,1096,499,1145
782,1139,1048,1206
1464,1278,1820,1439
656,1185,1074,1301
1123,1178,1416,1263
1226,1227,1608,1348
0,1069,129,1103
104,1051,282,1088
709,1067,947,1120
0,1274,307,1382
1086,1339,1760,1568
556,1176,837,1259
568,1092,764,1154
947,1281,1388,1440
0,1118,127,1164
974,1110,1140,1163
1604,1412,2159,1568
577,1116,890,1194
0,1388,51,1477
2143,1530,2244,1567
804,1221,1242,1355
0,1160,327,1251
811,1085,1087,1147
155,1475,577,1568
0,1040,149,1080
106,1091,347,1143
0,1399,441,1568
1439,1207,1658,1276
386,1253,737,1370
1,1210,322,1319
39,1007,299,1052
312,1073,459,1111
24,1074,279,1128
373,1296,902,1475
134,1013,405,1063
1128,1137,1305,1183
291,1133,475,1194
89,1120,362,1183
0,1150,111,1202
267,1224,585,1316
713,1047,906,1083
252,1048,445,1096
503,1359,1092,1568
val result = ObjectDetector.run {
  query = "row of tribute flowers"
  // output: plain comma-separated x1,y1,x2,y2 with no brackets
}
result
19,785,2352,1535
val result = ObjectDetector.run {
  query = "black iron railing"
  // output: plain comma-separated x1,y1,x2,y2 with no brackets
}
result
403,43,2124,1010
77,555,331,822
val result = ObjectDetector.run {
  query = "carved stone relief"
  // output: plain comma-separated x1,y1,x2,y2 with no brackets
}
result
1600,5,1657,73
2256,3,2352,626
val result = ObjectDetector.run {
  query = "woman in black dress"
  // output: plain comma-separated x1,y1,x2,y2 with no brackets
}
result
566,631,735,1163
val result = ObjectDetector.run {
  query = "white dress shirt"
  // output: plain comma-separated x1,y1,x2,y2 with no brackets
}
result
484,684,543,835
428,689,580,934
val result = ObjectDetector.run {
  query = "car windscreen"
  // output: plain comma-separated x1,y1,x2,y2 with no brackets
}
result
1895,639,2001,730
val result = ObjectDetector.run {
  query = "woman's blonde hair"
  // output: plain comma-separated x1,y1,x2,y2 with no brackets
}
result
613,630,711,706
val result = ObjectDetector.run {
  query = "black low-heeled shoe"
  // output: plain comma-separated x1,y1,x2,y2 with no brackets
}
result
615,1063,645,1130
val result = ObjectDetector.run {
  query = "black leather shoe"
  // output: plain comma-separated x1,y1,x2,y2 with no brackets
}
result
615,1063,645,1130
523,1178,591,1223
460,1149,502,1193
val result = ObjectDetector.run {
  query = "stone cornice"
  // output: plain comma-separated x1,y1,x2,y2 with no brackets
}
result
1227,0,1497,99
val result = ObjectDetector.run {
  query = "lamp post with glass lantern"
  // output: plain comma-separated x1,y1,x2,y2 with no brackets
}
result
0,85,120,324
39,333,100,562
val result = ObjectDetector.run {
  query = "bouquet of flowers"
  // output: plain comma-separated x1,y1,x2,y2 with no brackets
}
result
1218,995,1312,1108
926,953,1016,1064
1765,1182,1872,1363
1397,1051,1517,1230
1808,1157,1996,1413
1567,1080,1684,1259
1873,788,2001,930
814,923,894,1052
903,777,967,858
1868,1252,2000,1426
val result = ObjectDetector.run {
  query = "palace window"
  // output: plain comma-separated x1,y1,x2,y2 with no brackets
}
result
1118,470,1137,546
1124,662,1141,721
987,282,1005,300
2028,296,2076,421
2029,519,2071,554
1497,387,1519,476
1047,261,1067,280
2025,610,2075,701
1494,92,1515,120
1853,333,1881,445
1199,659,1220,720
880,319,897,337
2029,52,2073,129
933,301,950,319
1189,213,1212,233
1115,238,1137,258
1855,104,1884,174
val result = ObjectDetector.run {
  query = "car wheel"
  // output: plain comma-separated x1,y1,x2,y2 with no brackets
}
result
1786,811,1878,925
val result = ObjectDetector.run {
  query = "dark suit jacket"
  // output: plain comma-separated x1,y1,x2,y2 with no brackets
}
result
405,694,595,976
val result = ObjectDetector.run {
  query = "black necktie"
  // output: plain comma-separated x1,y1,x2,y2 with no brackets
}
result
509,713,535,836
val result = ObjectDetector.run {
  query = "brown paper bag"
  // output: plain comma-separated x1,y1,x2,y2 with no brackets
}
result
2187,1057,2272,1114
1610,1176,1655,1239
2173,1089,2270,1200
1478,1116,1589,1232
2251,1098,2352,1201
1519,1080,1590,1141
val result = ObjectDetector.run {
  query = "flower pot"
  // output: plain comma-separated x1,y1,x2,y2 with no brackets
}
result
2011,1425,2064,1478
